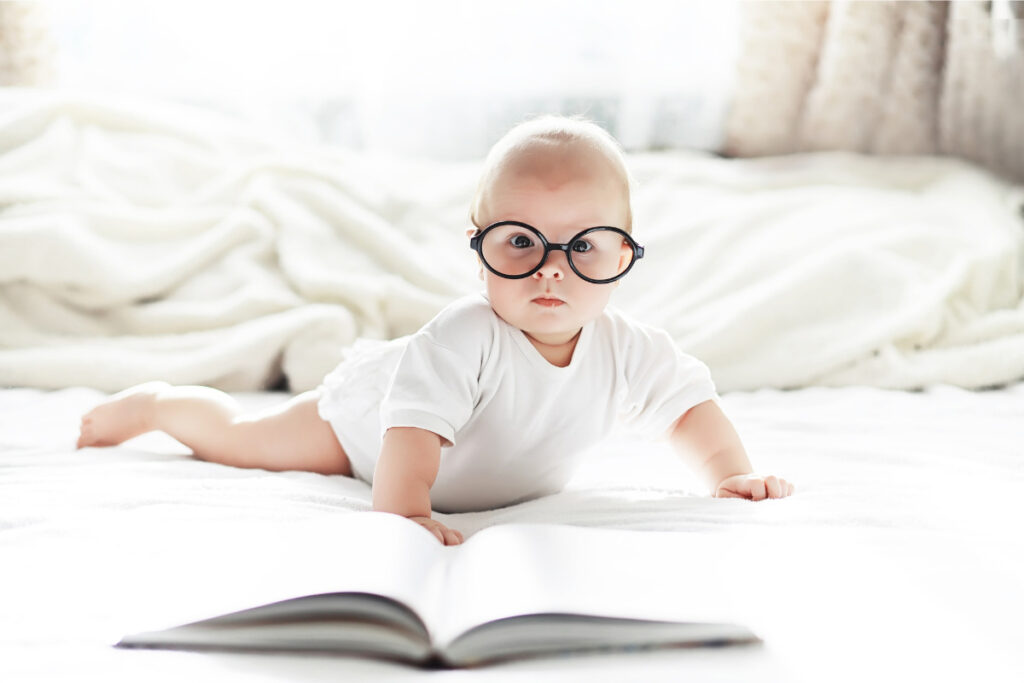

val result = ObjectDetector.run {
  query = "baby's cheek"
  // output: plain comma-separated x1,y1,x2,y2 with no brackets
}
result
576,284,614,316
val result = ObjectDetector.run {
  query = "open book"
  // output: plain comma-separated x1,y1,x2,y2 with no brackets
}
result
117,512,758,668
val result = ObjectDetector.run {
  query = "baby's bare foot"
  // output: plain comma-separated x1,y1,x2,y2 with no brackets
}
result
77,381,170,449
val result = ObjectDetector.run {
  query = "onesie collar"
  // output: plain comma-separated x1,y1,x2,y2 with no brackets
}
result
509,317,595,375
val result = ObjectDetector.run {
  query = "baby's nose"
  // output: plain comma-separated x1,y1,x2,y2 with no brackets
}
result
533,251,567,280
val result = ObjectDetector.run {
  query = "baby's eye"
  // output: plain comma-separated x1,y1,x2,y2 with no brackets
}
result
571,239,593,253
509,234,534,249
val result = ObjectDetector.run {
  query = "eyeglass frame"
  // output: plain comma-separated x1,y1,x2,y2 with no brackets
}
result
469,220,645,284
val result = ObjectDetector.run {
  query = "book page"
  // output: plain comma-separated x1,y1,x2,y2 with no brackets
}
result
431,523,750,648
128,511,447,637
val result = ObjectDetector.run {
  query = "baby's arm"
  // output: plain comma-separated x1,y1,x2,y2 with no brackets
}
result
372,427,464,545
667,400,794,500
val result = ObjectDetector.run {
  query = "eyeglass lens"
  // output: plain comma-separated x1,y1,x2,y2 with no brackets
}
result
480,225,635,280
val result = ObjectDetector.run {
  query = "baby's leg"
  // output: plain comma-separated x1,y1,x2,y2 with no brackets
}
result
77,382,352,476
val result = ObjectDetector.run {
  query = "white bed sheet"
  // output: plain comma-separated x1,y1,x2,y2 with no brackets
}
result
2,383,1023,682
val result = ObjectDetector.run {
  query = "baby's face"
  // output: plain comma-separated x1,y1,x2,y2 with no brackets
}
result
471,144,630,347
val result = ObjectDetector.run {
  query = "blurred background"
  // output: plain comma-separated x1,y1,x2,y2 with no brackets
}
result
1,0,1023,393
12,0,740,158
3,0,1022,178
4,0,1019,179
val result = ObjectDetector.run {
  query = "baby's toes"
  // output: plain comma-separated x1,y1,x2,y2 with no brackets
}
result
77,416,100,448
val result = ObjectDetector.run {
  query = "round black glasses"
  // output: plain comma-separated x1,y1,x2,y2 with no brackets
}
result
469,221,645,284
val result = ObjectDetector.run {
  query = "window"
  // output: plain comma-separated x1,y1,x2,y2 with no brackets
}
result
47,0,740,158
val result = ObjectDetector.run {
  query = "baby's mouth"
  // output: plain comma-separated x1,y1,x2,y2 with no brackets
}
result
531,296,565,308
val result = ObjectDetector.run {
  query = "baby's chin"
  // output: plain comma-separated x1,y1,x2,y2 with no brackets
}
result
517,312,588,342
490,297,601,339
521,326,582,347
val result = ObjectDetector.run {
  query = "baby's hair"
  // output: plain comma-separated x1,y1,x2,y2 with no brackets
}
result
470,114,637,234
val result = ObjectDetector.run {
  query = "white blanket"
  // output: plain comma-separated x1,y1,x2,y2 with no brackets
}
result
1,91,1023,392
3,385,1022,681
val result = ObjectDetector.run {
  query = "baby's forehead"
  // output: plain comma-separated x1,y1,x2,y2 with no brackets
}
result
498,138,619,182
484,143,628,209
472,132,633,231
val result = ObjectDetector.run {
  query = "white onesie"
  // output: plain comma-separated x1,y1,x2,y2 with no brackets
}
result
317,292,718,513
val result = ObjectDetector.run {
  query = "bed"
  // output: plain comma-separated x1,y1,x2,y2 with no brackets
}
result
2,92,1023,682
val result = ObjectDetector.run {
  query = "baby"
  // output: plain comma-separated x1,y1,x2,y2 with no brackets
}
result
77,115,794,546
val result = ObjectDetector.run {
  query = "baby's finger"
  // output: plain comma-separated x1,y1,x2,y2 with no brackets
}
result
443,527,461,546
765,476,782,498
787,481,796,496
748,478,766,500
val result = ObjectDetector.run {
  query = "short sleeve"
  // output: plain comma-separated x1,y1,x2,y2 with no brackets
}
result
617,324,719,438
379,333,478,448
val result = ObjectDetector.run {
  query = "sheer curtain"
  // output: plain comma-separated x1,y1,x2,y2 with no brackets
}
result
724,0,1024,183
44,0,740,159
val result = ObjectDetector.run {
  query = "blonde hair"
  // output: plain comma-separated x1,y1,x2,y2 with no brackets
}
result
470,114,636,233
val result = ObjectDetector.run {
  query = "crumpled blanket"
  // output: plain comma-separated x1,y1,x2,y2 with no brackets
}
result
1,91,1022,392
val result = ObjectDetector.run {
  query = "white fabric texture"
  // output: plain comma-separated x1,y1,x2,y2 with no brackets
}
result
3,385,1022,681
1,91,1024,394
318,292,718,513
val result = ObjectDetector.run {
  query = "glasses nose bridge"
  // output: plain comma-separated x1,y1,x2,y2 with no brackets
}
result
542,242,572,267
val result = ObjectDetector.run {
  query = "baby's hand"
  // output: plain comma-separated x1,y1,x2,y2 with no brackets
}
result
714,474,794,500
408,516,464,545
